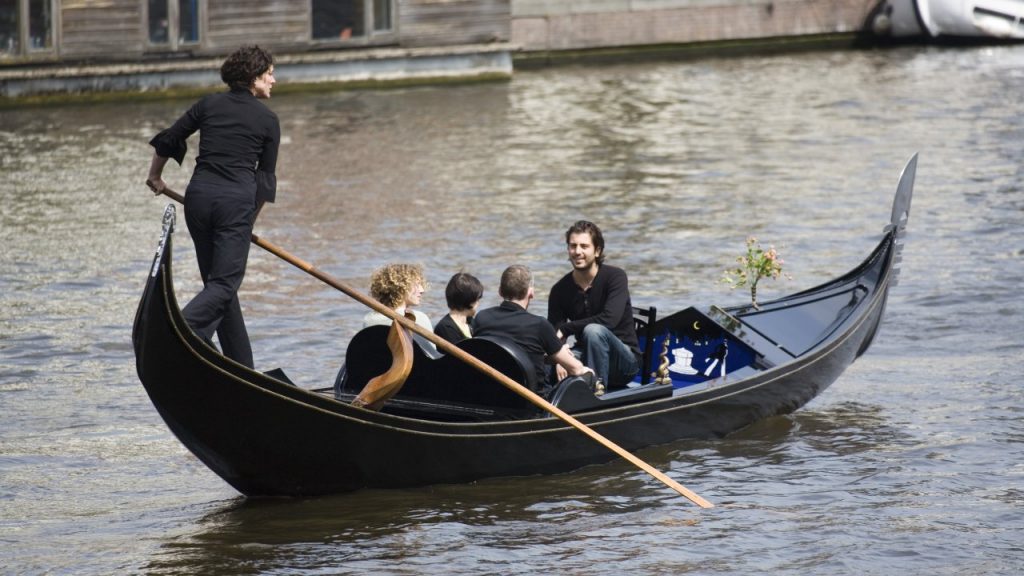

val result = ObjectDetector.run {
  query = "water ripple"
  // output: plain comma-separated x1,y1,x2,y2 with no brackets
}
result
3,44,1024,575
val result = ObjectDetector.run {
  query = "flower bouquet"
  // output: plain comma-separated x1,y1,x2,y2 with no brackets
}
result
722,237,788,309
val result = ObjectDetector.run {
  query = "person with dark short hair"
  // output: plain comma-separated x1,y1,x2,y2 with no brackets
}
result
434,272,484,345
472,265,592,385
548,220,640,388
145,45,280,369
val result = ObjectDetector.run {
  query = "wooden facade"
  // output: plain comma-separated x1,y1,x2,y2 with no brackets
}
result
400,0,509,47
1,0,878,99
0,0,510,65
61,1,143,58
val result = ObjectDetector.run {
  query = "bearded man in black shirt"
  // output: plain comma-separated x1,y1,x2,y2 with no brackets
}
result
547,221,640,388
145,45,280,369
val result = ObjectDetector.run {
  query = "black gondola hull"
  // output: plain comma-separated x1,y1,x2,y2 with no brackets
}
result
133,156,915,496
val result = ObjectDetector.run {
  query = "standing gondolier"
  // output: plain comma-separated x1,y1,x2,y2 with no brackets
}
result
144,45,280,369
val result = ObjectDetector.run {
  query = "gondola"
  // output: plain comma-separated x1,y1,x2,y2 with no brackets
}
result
132,154,916,497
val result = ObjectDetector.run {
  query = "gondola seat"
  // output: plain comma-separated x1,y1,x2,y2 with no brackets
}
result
336,326,542,418
434,336,540,407
632,305,657,384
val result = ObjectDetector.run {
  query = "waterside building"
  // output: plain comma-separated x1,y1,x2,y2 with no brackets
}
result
1,0,878,101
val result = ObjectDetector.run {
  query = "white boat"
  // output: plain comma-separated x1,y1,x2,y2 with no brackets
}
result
871,0,1024,39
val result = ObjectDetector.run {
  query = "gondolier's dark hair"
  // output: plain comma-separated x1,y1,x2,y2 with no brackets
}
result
566,220,605,265
445,272,484,312
221,45,274,91
499,265,532,301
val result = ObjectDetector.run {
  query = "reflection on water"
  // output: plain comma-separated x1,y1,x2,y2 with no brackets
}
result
3,44,1024,574
142,399,915,574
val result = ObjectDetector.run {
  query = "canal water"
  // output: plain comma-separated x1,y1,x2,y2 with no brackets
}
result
2,44,1022,574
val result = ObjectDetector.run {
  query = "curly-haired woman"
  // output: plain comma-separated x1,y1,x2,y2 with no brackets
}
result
363,264,434,336
145,45,280,369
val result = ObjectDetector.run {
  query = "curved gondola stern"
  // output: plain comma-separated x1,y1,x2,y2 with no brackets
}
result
885,152,917,289
855,152,917,358
890,153,916,230
133,204,178,379
130,215,376,496
711,154,918,382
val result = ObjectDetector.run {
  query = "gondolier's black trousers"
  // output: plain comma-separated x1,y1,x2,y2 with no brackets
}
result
182,182,257,369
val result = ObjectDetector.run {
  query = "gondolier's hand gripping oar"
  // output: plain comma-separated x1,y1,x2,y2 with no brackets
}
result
153,187,713,509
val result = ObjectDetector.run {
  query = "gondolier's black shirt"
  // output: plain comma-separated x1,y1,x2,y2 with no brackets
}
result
149,88,280,204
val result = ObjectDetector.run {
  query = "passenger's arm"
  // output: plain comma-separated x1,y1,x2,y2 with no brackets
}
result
550,345,592,378
547,296,567,339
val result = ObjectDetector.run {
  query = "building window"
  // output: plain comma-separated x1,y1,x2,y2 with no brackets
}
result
1,0,54,57
372,0,391,32
148,0,201,48
312,0,393,41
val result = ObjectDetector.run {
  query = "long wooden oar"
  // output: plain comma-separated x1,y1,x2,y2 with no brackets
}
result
155,188,713,508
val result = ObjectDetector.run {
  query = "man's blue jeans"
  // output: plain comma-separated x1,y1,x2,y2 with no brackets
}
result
576,324,639,388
